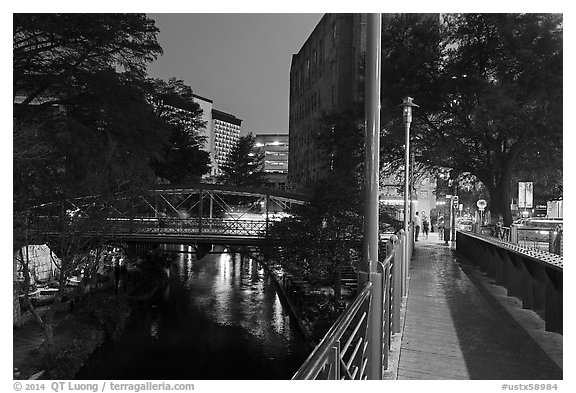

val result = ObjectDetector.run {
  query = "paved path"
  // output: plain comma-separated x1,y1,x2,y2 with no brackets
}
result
396,233,563,380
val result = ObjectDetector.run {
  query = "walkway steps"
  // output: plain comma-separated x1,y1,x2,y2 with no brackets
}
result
341,265,358,299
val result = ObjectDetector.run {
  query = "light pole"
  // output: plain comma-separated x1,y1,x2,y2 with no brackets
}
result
399,97,419,236
359,13,382,380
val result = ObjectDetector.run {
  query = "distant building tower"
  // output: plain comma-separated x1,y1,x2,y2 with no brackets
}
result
254,134,289,190
211,109,242,176
192,94,242,178
193,93,213,142
192,94,214,177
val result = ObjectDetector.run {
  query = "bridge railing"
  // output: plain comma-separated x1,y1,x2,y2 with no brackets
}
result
292,229,412,380
82,217,268,238
456,230,562,334
118,217,267,237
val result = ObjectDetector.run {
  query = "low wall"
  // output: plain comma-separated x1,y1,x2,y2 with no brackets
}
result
456,231,562,334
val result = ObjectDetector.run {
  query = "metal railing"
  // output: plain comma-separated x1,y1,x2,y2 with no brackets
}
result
479,224,563,256
292,281,374,380
31,216,268,240
495,226,511,241
514,226,563,255
292,228,412,380
121,217,267,237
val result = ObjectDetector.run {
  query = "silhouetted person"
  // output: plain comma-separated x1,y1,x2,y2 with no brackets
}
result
438,217,445,241
414,212,421,241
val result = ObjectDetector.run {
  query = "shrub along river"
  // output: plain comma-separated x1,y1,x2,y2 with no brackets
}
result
76,245,311,380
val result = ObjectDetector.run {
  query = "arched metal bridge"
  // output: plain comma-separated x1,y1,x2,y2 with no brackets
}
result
20,183,311,246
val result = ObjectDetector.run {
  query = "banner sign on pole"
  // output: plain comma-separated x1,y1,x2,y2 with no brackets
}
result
518,181,533,209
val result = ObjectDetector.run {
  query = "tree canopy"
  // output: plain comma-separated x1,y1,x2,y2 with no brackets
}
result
380,13,563,225
265,108,365,301
218,133,266,187
14,14,214,209
148,78,211,184
14,14,167,209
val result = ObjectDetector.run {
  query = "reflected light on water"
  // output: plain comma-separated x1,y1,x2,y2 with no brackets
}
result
76,244,311,380
272,293,285,335
149,316,159,340
172,246,305,350
219,253,231,281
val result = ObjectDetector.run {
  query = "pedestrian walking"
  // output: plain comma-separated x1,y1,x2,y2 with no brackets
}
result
438,217,445,241
414,212,421,241
423,217,430,239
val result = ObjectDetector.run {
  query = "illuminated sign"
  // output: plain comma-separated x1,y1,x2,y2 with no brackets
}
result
518,182,533,208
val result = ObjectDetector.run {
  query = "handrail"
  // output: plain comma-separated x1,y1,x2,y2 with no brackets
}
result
475,223,563,257
460,230,562,269
291,229,410,380
292,281,373,380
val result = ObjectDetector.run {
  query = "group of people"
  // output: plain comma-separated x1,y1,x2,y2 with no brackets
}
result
414,211,447,242
414,212,430,241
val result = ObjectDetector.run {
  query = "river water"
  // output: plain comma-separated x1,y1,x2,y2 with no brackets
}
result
76,245,311,380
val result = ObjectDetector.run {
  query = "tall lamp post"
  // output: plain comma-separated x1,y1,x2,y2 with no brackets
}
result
359,13,382,380
399,97,419,236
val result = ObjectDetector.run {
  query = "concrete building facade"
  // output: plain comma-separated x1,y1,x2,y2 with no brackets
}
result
254,134,289,190
193,94,242,178
288,13,439,194
288,14,366,191
211,109,242,177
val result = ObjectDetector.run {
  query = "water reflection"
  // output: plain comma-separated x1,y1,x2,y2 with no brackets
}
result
77,245,309,380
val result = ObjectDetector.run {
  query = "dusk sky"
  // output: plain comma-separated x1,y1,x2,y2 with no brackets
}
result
145,13,323,136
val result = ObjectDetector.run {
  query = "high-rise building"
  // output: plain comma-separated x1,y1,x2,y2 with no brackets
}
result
211,109,242,177
193,95,242,178
288,14,366,191
193,93,214,135
254,134,289,190
288,13,439,193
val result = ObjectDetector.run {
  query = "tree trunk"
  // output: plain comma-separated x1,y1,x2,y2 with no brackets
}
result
20,247,47,330
494,189,513,226
480,165,514,227
491,166,514,226
85,248,103,295
42,321,55,362
42,268,67,359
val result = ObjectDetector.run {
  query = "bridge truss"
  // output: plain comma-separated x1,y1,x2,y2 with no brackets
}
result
19,184,310,246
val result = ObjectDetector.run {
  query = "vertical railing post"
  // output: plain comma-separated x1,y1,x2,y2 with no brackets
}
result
328,343,341,380
378,259,390,370
209,192,214,229
400,230,408,297
511,225,518,243
385,235,397,341
198,188,203,234
358,12,382,381
393,232,403,332
265,194,270,235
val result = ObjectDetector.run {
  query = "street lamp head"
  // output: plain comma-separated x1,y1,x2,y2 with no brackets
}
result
399,97,419,123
